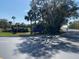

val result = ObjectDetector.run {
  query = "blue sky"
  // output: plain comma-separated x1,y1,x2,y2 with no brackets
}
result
0,0,79,24
0,0,31,24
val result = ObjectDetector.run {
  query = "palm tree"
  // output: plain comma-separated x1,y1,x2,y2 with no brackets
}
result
12,16,16,24
11,16,16,33
9,21,12,29
24,10,33,34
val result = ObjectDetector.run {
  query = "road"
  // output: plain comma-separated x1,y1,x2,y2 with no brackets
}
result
0,30,79,59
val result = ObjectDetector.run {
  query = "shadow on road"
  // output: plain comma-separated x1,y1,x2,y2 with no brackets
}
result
16,35,79,59
61,31,79,42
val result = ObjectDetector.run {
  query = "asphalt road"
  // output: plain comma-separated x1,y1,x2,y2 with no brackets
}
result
0,30,79,59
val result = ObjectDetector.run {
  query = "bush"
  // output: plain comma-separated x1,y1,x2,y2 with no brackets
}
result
69,21,79,29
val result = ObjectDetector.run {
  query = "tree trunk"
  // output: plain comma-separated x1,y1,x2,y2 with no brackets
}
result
30,21,32,35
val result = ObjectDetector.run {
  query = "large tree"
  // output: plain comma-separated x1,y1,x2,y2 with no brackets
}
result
26,0,79,34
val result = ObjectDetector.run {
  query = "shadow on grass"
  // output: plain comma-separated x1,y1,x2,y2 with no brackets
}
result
16,35,79,59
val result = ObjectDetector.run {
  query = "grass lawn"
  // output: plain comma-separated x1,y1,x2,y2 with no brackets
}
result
0,32,15,36
0,32,30,36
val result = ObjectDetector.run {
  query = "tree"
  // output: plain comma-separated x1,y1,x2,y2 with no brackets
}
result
69,21,79,29
29,0,79,34
21,23,26,27
24,10,34,34
9,21,12,28
12,16,16,23
0,19,8,29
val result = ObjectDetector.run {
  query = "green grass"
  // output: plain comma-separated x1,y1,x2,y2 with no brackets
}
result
0,32,30,36
0,32,15,36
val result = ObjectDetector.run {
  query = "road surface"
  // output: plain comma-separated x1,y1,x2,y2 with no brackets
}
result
0,29,79,59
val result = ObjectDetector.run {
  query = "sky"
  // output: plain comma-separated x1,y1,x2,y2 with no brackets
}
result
0,0,79,24
0,0,31,24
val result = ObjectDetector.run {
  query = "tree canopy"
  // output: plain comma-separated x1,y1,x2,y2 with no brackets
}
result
0,19,10,29
25,0,79,34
